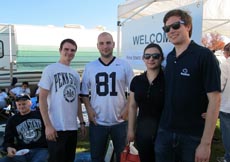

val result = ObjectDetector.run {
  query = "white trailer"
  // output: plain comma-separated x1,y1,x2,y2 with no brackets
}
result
0,24,117,88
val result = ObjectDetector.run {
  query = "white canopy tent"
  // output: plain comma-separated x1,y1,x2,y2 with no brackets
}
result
116,0,230,69
117,0,230,37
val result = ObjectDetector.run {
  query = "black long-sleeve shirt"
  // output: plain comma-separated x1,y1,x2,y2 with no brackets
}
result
3,111,47,150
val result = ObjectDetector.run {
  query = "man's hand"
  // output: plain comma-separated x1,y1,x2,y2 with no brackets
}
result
45,125,58,141
6,147,16,157
79,125,87,139
195,142,211,162
119,107,128,120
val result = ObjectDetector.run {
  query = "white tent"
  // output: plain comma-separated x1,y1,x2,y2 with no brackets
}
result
117,0,230,37
116,0,230,70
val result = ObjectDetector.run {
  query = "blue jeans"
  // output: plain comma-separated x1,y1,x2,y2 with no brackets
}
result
0,148,48,162
220,111,230,162
89,121,127,162
155,128,200,162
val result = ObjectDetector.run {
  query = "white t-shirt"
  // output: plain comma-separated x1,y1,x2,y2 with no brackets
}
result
220,57,230,113
0,91,8,108
38,62,81,131
35,88,40,95
81,57,134,126
10,87,31,96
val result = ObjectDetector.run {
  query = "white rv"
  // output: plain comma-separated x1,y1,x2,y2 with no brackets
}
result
0,24,117,89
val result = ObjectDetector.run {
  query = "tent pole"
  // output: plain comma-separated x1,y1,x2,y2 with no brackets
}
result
9,25,13,84
117,21,121,57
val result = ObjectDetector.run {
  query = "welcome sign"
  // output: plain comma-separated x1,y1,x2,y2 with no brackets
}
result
121,2,203,70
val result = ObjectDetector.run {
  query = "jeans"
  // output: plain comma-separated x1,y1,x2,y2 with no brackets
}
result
155,128,200,162
0,148,48,162
89,121,127,162
220,111,230,162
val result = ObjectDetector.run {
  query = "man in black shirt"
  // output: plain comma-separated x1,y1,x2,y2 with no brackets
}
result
155,9,221,162
0,94,48,162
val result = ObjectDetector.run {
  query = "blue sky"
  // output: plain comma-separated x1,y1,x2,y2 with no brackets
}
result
0,0,125,31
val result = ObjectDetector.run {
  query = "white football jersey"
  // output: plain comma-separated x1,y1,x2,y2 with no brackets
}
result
81,57,134,126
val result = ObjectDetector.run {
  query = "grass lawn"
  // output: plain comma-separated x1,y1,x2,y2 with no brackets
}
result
76,120,225,162
76,129,90,153
210,119,225,162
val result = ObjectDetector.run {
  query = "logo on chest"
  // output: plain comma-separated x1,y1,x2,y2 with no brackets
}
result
180,68,190,77
64,85,76,102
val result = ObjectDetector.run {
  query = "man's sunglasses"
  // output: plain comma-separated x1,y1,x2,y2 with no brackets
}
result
162,20,185,33
143,53,161,60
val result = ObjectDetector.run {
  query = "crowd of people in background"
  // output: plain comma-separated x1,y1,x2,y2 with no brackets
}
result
0,8,229,162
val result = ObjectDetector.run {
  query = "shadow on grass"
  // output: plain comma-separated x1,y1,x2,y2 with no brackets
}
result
76,128,90,153
76,121,225,162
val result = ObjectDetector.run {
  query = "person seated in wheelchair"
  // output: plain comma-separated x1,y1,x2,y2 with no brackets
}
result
0,94,48,162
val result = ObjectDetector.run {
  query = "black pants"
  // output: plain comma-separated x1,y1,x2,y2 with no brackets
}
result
47,130,78,162
135,117,159,162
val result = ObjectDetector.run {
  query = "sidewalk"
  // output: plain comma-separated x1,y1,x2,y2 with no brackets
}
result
75,152,91,162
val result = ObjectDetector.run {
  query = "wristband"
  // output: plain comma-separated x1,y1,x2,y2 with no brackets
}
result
80,122,86,126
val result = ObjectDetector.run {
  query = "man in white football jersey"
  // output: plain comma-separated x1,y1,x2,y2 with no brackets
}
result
81,32,134,162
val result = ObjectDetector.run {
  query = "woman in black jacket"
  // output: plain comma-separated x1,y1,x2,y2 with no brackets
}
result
127,43,165,162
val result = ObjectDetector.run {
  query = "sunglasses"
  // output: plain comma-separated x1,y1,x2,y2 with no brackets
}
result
143,53,161,60
162,20,185,33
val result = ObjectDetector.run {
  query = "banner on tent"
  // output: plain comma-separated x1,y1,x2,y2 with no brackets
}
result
121,2,203,70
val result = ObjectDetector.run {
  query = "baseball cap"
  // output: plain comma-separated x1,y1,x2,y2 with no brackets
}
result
15,94,31,101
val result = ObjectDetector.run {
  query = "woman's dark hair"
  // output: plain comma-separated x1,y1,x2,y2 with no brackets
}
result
143,43,164,61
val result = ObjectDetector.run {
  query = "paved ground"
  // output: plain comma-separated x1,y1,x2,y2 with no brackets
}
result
75,152,91,162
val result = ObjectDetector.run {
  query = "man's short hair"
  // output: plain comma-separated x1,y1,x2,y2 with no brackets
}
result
59,39,77,50
22,81,29,86
163,9,193,38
